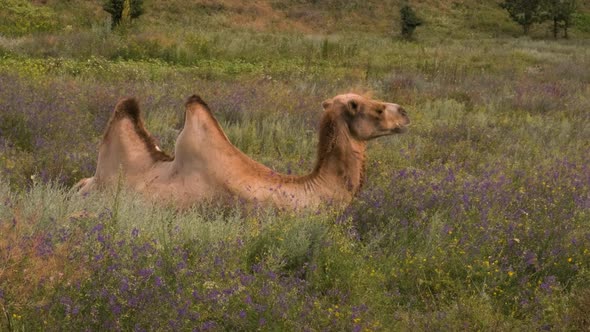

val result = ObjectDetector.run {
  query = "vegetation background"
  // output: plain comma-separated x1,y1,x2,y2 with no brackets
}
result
1,0,590,330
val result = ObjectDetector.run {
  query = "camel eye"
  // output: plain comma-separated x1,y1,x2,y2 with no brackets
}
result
376,108,384,115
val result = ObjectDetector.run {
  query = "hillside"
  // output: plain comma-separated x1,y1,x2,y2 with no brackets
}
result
2,0,590,39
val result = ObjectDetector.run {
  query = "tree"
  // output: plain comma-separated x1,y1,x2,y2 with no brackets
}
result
543,0,577,38
560,0,576,38
399,4,422,40
103,0,144,28
500,0,543,35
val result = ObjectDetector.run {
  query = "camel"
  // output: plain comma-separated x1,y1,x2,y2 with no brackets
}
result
76,93,410,210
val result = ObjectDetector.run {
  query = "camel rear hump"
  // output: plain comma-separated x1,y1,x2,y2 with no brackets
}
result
92,98,172,187
113,97,141,122
185,94,210,110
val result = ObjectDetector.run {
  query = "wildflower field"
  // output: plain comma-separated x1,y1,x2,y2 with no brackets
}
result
1,0,590,330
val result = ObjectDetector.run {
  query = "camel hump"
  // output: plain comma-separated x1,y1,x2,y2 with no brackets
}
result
104,97,171,162
185,94,210,110
91,97,172,187
114,97,142,121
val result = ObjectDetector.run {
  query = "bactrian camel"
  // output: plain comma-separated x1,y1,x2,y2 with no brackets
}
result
75,93,410,210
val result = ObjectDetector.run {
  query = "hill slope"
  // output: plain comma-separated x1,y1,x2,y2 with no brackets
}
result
2,0,590,39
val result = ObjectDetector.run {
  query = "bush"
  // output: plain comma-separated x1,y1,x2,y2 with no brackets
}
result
399,4,422,40
573,12,590,32
103,0,144,28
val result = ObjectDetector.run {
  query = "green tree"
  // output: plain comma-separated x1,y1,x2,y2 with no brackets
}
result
399,4,422,40
543,0,577,38
500,0,543,35
103,0,144,28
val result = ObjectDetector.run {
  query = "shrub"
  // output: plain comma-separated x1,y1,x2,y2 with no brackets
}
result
500,0,543,35
103,0,144,28
399,4,422,40
573,11,590,32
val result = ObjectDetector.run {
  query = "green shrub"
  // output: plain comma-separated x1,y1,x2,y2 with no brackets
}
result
573,12,590,32
103,0,144,28
400,4,423,40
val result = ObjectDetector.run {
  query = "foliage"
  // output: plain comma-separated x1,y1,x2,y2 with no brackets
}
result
500,0,544,35
399,4,423,40
500,0,580,37
543,0,577,38
102,0,144,28
573,11,590,32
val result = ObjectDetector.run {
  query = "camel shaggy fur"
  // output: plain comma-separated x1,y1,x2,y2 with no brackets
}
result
76,93,410,210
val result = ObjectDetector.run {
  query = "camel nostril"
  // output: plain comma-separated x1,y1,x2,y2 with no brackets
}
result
398,107,408,117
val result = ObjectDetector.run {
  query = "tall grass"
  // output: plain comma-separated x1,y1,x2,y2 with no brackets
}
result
1,2,590,329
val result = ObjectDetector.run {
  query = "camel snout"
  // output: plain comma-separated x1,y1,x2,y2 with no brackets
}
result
397,107,410,128
398,106,408,118
386,103,410,126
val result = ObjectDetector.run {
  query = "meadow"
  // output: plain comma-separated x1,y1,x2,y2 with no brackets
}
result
1,0,590,330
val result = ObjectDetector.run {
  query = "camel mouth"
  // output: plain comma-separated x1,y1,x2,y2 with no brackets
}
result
392,126,409,134
371,125,408,139
394,116,411,134
390,120,410,134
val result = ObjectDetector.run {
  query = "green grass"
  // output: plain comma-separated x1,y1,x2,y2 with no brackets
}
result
1,0,590,330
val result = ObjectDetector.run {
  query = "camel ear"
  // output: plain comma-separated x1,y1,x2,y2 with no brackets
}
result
322,99,332,111
347,99,359,114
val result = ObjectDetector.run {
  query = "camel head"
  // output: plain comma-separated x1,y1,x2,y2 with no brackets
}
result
322,93,410,140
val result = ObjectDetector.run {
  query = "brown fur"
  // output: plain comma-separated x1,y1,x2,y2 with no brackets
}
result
108,98,173,162
76,93,410,210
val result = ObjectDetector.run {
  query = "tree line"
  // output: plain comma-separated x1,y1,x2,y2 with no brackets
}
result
399,0,579,40
500,0,577,38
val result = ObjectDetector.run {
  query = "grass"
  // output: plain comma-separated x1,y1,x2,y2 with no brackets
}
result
1,0,590,330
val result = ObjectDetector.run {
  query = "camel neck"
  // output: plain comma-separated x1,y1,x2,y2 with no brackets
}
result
309,113,366,196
